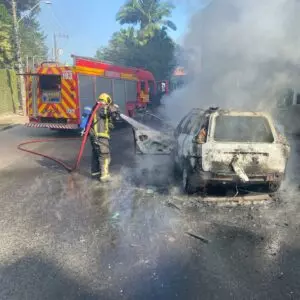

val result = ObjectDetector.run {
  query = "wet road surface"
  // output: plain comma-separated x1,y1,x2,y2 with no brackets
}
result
0,124,300,299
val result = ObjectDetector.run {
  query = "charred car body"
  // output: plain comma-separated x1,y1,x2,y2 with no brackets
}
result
131,107,290,194
173,107,290,194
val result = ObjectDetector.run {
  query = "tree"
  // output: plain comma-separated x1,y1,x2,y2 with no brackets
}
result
96,27,175,80
96,0,177,80
116,0,176,41
0,4,13,68
0,1,48,69
96,27,141,66
19,17,48,64
141,28,176,80
0,0,40,15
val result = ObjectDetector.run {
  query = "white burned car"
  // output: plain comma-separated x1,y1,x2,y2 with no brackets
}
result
131,107,291,194
171,107,290,194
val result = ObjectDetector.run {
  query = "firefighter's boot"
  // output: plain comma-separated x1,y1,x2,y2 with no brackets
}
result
100,158,112,182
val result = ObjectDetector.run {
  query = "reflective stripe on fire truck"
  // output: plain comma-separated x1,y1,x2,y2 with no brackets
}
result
75,66,105,76
25,123,78,129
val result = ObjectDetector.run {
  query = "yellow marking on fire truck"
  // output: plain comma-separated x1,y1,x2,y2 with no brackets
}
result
56,105,68,118
120,73,138,80
75,66,105,76
50,67,60,75
39,103,47,115
61,88,75,108
61,101,74,118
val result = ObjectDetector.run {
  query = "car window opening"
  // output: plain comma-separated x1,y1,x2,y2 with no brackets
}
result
214,116,274,143
196,118,209,143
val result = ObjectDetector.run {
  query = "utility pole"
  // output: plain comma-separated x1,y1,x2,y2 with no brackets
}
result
12,0,26,115
53,33,68,62
53,33,57,61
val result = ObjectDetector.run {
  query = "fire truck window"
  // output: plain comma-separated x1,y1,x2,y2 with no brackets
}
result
40,75,61,91
148,81,154,94
141,81,146,92
296,93,300,105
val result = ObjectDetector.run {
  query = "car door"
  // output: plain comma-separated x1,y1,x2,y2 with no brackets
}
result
173,112,194,164
180,113,202,159
123,114,175,155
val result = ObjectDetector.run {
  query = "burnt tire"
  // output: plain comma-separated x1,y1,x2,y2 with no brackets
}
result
182,164,198,195
267,181,282,193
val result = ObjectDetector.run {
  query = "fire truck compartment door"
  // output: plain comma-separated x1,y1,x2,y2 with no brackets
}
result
78,75,95,114
32,75,38,116
113,79,126,114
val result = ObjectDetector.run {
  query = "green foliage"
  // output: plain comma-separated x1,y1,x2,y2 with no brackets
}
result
96,27,139,65
96,27,175,80
96,0,177,80
19,17,48,61
0,69,18,114
0,5,13,68
117,0,176,40
0,1,47,69
0,0,40,15
140,28,176,80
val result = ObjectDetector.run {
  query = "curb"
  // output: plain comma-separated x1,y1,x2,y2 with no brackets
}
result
0,124,20,132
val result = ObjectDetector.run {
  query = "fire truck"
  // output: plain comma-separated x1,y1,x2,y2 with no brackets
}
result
24,55,168,129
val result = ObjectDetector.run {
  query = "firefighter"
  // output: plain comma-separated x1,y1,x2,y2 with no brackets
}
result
89,93,119,182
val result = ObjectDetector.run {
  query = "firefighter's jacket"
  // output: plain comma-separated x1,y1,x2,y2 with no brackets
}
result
90,104,118,139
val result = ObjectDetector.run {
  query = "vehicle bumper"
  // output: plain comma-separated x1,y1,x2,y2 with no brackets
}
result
25,122,79,129
196,171,284,185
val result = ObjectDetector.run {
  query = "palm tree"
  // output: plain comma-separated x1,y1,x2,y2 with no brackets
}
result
116,0,177,38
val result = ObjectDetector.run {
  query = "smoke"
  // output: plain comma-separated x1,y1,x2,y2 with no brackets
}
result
161,0,300,123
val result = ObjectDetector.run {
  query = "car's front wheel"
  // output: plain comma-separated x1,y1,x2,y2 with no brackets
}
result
268,181,282,193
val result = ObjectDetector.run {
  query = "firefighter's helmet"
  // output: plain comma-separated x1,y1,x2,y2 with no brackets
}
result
98,93,112,105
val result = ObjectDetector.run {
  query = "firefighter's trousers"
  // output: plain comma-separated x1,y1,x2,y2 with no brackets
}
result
90,135,111,180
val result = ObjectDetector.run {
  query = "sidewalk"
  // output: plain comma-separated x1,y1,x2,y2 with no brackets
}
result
0,113,27,131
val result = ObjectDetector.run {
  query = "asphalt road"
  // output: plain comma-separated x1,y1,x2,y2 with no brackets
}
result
0,124,300,300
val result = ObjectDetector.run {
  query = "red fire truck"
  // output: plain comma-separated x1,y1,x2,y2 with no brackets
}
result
24,55,168,129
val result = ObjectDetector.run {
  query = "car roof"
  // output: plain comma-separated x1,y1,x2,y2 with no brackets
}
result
187,107,272,118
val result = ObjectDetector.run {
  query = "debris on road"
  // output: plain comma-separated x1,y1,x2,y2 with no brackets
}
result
165,201,181,211
185,231,210,244
111,212,120,219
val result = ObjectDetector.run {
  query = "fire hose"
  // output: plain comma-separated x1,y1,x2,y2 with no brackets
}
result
17,102,103,173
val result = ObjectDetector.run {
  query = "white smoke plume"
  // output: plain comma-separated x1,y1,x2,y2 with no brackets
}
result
162,0,300,123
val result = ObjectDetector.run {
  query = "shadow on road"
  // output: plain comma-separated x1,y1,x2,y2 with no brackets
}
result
0,254,100,300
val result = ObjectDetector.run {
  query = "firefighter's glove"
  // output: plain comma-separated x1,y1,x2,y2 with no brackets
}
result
111,104,120,120
98,107,107,118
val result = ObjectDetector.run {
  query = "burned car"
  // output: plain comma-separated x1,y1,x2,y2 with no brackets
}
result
130,107,290,194
171,107,290,194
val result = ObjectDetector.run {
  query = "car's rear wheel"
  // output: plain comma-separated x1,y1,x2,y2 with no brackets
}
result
182,165,198,195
